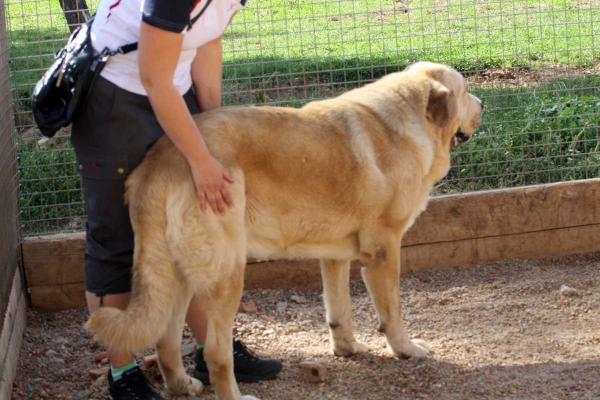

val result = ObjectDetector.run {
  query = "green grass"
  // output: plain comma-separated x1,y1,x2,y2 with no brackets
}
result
6,0,600,234
7,0,600,107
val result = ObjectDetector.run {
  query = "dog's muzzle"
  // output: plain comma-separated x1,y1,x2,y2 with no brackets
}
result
453,129,470,147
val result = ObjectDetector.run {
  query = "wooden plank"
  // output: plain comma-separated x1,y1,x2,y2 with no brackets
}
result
22,180,600,288
404,178,600,246
0,271,27,400
22,232,268,288
30,224,600,310
22,232,86,288
402,223,600,273
23,180,600,288
30,283,87,311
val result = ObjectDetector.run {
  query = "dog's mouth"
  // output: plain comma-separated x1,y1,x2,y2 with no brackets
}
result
452,129,471,147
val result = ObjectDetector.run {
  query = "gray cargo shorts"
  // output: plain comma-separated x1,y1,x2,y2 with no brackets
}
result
71,76,200,296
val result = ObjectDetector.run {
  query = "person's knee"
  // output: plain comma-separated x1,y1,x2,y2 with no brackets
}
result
86,291,131,313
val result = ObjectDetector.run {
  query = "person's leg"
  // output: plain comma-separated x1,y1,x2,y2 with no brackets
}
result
86,292,134,368
186,295,208,345
72,76,167,400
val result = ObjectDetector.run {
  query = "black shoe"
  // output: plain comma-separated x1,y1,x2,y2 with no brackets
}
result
108,366,165,400
194,339,282,384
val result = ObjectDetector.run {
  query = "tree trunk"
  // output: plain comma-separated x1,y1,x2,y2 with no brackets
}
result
59,0,91,33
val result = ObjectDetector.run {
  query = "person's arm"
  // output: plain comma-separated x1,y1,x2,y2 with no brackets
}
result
138,22,233,214
191,36,223,112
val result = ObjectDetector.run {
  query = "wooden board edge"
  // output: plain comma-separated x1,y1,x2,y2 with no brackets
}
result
402,223,600,274
0,271,28,400
29,223,600,310
23,179,600,288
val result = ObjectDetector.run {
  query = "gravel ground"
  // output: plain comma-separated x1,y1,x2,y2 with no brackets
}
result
12,253,600,400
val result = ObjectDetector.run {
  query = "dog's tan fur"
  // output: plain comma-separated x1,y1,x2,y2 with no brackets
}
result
87,62,482,400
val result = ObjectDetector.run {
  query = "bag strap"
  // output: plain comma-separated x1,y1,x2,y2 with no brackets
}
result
188,0,213,30
105,0,214,56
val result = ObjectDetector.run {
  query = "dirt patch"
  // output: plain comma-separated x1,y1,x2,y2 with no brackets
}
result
467,64,600,89
13,252,600,399
324,3,409,23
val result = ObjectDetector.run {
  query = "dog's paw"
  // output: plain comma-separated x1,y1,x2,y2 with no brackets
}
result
333,340,369,357
390,338,430,359
185,377,204,396
241,396,261,400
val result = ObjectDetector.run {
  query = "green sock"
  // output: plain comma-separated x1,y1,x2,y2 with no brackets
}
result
196,344,205,351
111,361,138,382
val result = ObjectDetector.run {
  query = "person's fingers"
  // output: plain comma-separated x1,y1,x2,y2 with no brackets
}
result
223,170,236,184
206,192,218,214
216,196,226,214
198,189,207,211
221,187,233,208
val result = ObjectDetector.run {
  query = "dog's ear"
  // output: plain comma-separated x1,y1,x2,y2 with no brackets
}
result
426,81,454,127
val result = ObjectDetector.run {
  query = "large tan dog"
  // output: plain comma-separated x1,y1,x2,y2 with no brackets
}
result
87,62,482,399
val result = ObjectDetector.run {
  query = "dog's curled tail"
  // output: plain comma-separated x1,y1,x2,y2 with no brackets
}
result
85,190,177,353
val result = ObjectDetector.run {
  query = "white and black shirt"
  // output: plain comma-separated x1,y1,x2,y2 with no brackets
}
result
91,0,245,95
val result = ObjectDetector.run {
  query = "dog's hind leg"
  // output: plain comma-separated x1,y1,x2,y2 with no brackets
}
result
156,285,204,397
201,261,260,400
320,259,369,356
361,246,430,359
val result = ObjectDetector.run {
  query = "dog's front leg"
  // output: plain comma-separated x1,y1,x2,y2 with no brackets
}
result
320,259,369,356
361,244,430,358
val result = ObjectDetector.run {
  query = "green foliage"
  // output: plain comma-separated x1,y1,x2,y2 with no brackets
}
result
17,139,85,234
439,75,600,194
7,0,600,234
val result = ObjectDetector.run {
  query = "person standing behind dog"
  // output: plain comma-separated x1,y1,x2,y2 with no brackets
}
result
70,0,282,398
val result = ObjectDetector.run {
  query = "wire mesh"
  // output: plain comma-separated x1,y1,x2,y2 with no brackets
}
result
0,0,21,333
4,0,600,236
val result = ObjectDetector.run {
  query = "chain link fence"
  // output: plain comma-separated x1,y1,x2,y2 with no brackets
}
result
4,0,600,236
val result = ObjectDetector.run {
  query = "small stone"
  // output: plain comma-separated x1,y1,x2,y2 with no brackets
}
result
88,367,110,378
45,350,58,357
39,390,49,398
150,371,164,386
276,302,288,312
89,338,102,350
94,352,108,363
291,295,307,304
299,360,327,383
143,354,159,369
263,329,275,335
181,339,197,357
101,358,109,364
53,338,69,345
260,315,276,323
239,300,258,314
299,320,313,326
37,137,50,148
48,357,65,365
559,285,580,297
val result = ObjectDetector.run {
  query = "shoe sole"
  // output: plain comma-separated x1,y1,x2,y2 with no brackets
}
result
193,369,280,385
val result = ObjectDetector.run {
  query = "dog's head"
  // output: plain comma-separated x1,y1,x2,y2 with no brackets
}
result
404,62,483,148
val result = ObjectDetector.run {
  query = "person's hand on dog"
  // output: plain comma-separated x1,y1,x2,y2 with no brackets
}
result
191,155,235,214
